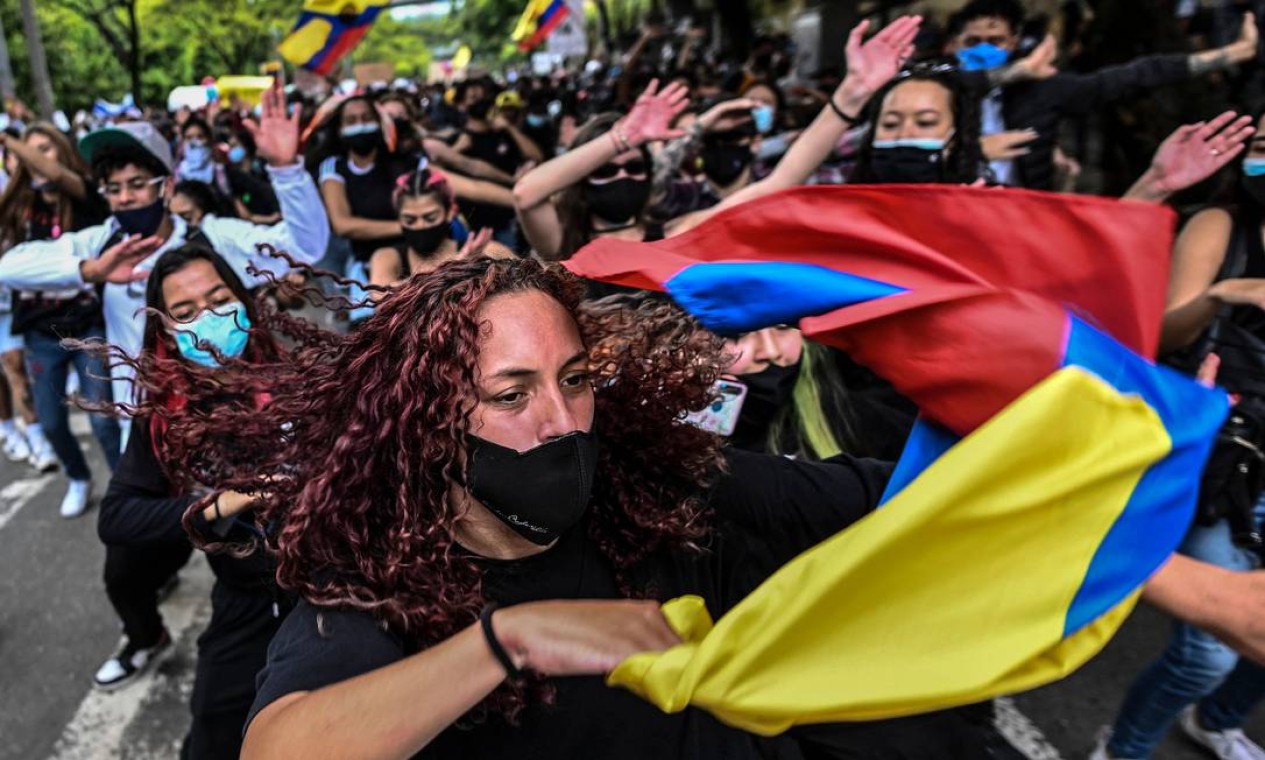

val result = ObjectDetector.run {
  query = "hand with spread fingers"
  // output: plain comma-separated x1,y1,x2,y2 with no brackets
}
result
1125,112,1257,202
244,79,300,168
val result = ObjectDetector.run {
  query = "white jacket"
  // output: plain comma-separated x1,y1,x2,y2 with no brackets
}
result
0,161,330,405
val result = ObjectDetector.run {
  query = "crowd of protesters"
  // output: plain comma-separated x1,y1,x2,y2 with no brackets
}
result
5,1,1265,758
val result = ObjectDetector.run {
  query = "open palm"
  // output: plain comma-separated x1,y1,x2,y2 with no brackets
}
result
844,16,922,98
1149,111,1255,195
620,79,689,147
245,79,300,167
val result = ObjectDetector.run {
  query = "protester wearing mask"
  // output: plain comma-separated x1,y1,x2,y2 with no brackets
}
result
94,246,293,758
0,123,113,514
176,118,229,198
379,95,521,188
0,81,329,460
850,67,987,185
452,89,543,247
517,16,927,259
716,326,912,462
521,90,561,158
222,131,280,226
1092,111,1265,760
367,166,514,293
113,251,1265,760
947,0,1260,189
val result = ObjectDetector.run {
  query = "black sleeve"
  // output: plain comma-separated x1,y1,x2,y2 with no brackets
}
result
97,417,198,546
710,448,892,564
1042,53,1189,114
246,601,407,729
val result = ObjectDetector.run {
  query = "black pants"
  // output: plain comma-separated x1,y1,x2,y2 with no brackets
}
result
103,542,193,647
181,581,288,760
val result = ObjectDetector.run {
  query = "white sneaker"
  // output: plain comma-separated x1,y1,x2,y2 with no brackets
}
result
2,428,30,462
1089,727,1136,760
92,630,171,691
1180,705,1265,760
60,479,91,519
25,425,58,473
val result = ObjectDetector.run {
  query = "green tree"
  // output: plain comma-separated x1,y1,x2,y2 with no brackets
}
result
351,14,434,79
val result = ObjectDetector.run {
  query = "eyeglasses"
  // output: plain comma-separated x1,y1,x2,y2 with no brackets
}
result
99,176,164,198
589,158,648,182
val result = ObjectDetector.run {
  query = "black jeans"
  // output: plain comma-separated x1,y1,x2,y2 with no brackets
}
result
182,581,288,760
103,542,193,647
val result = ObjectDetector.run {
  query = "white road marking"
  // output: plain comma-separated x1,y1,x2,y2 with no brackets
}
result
48,555,213,760
0,475,54,531
997,696,1065,760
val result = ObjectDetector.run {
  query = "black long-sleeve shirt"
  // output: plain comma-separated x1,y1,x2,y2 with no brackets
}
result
98,416,273,593
967,53,1191,190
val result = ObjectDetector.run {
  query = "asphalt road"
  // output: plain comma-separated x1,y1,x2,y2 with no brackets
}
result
0,419,1262,760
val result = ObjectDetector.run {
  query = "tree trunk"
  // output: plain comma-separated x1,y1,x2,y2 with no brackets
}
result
18,0,55,118
0,13,17,101
127,0,142,108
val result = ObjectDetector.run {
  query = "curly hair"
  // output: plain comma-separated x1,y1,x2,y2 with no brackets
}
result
128,256,727,721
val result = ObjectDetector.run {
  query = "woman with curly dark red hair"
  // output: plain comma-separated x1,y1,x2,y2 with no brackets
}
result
133,253,888,759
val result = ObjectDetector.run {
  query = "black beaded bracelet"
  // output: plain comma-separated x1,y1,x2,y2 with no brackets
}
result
480,603,523,679
827,96,859,125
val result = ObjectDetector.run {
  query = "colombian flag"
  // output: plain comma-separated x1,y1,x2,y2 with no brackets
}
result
277,0,391,76
512,0,571,52
565,185,1228,731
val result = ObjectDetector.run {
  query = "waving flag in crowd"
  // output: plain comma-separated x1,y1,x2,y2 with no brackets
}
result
566,185,1228,731
512,0,571,52
277,0,391,75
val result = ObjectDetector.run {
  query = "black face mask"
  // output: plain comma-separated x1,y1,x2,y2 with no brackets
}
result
1244,176,1265,207
115,196,167,237
868,145,944,184
403,221,449,256
700,140,754,187
586,177,650,225
729,362,802,453
466,430,599,546
343,132,381,157
467,98,493,121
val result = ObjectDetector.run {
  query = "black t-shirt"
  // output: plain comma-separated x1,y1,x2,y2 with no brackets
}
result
247,450,892,759
226,166,280,217
458,128,521,232
320,152,418,262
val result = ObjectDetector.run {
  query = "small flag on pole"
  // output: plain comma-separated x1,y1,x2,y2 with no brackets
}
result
512,0,571,52
277,0,392,76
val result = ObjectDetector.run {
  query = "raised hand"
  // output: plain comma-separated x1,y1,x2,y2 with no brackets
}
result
619,79,690,147
981,129,1039,161
1010,34,1060,81
244,79,300,168
1229,12,1260,64
458,227,494,259
1145,111,1256,196
81,234,162,284
697,98,762,132
841,15,922,102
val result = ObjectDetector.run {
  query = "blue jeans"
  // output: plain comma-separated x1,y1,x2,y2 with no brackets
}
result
24,327,120,481
1107,505,1265,757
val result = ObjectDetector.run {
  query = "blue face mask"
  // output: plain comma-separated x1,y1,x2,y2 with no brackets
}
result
1244,158,1265,177
526,113,550,129
872,137,949,151
956,42,1011,72
752,105,775,134
228,145,248,164
172,301,251,368
183,142,211,169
